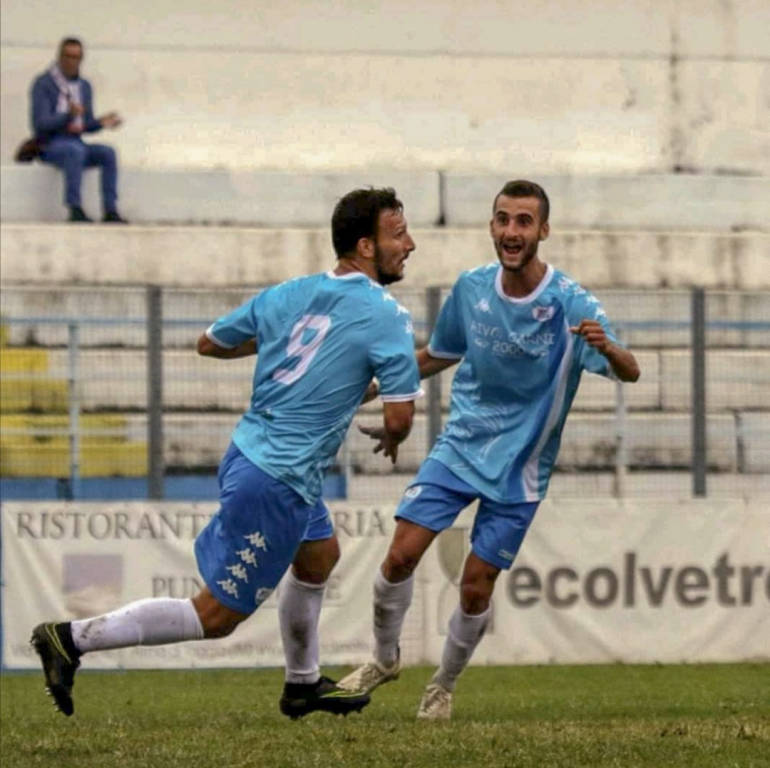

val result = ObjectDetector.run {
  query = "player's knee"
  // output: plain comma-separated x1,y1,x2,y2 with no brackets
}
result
293,549,340,584
202,622,231,639
193,590,247,638
459,579,494,614
292,537,340,584
382,547,420,582
200,612,241,639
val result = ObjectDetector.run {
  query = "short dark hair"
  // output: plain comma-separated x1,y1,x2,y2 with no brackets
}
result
331,187,403,257
493,180,550,222
58,37,83,55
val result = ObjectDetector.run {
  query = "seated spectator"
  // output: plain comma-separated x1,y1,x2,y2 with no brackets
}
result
31,37,127,223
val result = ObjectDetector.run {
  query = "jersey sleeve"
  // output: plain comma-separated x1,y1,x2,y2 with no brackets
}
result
427,280,466,359
572,291,621,378
368,298,423,402
205,291,267,349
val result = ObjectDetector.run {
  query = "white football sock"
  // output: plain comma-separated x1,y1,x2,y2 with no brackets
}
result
373,569,414,667
70,598,204,653
278,571,326,684
432,605,491,691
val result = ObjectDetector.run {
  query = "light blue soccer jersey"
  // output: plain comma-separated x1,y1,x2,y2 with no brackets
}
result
206,271,422,505
428,263,620,503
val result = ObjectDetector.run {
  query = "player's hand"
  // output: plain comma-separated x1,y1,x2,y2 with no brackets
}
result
359,424,385,452
570,319,611,354
360,380,380,404
358,424,400,464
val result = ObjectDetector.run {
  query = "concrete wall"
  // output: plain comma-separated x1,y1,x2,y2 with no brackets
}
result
0,166,443,226
2,222,768,289
2,166,768,230
2,0,768,173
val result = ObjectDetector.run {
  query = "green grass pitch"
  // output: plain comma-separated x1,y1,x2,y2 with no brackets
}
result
1,663,768,767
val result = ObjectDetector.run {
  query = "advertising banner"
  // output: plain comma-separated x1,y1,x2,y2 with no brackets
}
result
1,499,768,669
421,499,770,665
1,501,394,670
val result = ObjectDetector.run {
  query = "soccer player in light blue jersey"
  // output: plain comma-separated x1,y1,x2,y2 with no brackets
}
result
340,180,640,719
31,188,422,720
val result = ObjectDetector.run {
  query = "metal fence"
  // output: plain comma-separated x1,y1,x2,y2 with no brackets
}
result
1,285,768,501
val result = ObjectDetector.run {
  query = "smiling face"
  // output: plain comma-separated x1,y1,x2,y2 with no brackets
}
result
489,195,549,273
372,208,415,285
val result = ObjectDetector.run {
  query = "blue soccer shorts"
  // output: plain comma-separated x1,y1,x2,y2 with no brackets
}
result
395,458,539,570
194,443,334,614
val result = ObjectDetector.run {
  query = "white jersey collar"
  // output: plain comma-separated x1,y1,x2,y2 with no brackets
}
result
326,269,375,284
495,263,554,304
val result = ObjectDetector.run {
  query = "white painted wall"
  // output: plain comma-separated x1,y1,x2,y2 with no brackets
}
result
2,0,768,172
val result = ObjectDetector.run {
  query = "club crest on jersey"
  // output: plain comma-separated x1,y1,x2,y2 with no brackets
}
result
532,305,555,322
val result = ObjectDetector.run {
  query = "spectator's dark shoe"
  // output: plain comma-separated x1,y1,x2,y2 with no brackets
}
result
103,211,129,224
68,206,93,223
279,675,370,719
30,622,81,716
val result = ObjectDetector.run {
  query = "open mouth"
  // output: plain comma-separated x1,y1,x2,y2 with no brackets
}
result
502,242,524,256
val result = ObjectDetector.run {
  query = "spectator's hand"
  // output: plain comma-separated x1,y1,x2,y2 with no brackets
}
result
69,103,85,117
99,112,123,129
66,123,83,135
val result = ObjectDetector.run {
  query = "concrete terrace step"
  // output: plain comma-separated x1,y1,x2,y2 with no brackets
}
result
2,166,768,231
0,166,442,227
2,287,768,349
2,223,768,290
3,18,768,176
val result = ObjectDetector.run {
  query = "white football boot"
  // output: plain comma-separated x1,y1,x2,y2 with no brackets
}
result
337,655,401,694
416,681,453,720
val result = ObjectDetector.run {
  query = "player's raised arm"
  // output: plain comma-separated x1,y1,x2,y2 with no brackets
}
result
570,319,640,382
417,346,460,379
196,333,257,359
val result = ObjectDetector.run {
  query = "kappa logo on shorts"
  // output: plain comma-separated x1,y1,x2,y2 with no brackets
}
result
217,578,239,598
227,563,249,582
237,548,258,567
244,531,268,551
404,485,423,500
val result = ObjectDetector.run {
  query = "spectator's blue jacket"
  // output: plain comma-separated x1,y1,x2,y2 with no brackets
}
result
30,71,103,142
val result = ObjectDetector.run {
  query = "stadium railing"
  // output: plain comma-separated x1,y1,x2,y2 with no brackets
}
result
1,286,768,501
